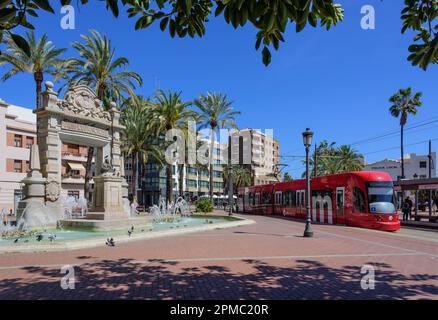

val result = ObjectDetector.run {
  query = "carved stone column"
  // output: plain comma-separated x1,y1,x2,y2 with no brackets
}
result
38,81,61,204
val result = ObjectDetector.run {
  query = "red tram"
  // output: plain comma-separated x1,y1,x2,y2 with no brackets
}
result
237,171,400,231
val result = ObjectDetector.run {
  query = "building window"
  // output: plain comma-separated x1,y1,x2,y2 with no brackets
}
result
13,160,22,173
125,163,132,171
14,135,22,148
419,161,427,168
186,179,197,188
213,182,222,189
213,170,221,177
420,175,427,179
26,137,33,149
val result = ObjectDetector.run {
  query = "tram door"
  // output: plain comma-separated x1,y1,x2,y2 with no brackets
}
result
336,187,345,225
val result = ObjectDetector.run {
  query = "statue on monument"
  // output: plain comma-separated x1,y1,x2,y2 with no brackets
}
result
101,155,116,176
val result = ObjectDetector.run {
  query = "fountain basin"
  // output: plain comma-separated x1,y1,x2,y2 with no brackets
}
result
58,215,152,232
0,215,255,253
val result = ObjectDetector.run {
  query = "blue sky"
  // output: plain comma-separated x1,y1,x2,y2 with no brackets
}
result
0,0,437,178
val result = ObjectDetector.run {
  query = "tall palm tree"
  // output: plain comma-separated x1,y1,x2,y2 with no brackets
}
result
194,93,240,200
152,90,197,204
389,87,422,179
0,31,66,111
64,29,143,200
121,95,162,200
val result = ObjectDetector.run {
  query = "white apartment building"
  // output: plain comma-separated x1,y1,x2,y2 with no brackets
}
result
364,152,436,181
230,129,280,185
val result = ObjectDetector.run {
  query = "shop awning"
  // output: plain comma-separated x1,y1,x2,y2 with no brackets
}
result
67,162,85,171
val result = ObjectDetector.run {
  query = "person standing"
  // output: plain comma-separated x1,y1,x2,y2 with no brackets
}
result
402,198,411,221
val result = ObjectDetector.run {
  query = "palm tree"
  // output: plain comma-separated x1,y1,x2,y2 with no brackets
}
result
389,87,422,179
0,31,66,111
121,95,162,200
194,93,240,200
336,145,364,172
223,165,251,191
152,90,197,204
64,29,143,200
303,143,364,176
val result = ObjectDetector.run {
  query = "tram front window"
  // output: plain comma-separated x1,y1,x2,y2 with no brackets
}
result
367,182,396,214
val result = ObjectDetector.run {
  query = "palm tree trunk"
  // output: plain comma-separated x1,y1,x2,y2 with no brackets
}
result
209,127,215,200
178,163,184,198
34,71,43,111
166,163,173,205
131,151,137,201
401,124,405,179
84,147,94,202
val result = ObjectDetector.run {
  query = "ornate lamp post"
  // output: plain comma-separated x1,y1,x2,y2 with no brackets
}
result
302,128,314,238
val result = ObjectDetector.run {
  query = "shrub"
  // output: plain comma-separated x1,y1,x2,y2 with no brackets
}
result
196,197,213,213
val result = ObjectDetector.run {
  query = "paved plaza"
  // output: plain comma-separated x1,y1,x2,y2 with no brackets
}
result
0,213,437,299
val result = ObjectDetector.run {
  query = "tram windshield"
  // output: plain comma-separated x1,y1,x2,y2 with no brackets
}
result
366,181,396,214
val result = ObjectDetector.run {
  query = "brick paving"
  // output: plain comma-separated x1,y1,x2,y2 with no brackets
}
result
0,213,437,299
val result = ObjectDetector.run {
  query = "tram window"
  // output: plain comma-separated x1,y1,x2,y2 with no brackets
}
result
255,193,260,205
282,192,289,206
249,193,254,206
275,192,282,205
291,191,296,207
353,187,366,212
263,193,272,205
336,190,344,209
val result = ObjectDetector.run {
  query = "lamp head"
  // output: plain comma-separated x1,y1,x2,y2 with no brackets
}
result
302,128,314,147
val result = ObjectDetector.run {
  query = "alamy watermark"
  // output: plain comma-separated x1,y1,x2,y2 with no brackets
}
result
60,265,75,290
361,5,376,30
360,264,375,290
60,5,75,30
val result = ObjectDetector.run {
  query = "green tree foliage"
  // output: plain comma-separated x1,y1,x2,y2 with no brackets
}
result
0,31,66,110
304,141,364,177
120,94,163,198
283,172,293,181
152,89,197,204
223,165,252,190
401,0,438,70
1,0,344,65
3,1,437,69
196,197,213,213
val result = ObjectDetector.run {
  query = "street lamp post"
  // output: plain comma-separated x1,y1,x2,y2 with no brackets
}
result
303,128,314,238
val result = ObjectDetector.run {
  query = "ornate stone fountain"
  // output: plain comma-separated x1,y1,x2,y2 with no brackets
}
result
16,82,152,232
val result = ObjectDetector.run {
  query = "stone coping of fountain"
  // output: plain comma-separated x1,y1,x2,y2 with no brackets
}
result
0,215,255,254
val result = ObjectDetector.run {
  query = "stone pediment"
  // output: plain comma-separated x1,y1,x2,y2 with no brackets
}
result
57,85,111,124
40,82,113,127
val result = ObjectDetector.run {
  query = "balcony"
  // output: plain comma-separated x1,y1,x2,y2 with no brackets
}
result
62,152,87,162
62,173,85,184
